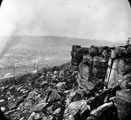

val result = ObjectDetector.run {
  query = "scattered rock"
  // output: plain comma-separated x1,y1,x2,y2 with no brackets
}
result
1,44,131,120
64,100,90,120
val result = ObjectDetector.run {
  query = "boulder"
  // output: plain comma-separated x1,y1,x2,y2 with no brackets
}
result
64,100,90,120
53,108,61,115
56,82,66,90
28,112,42,120
47,90,61,103
119,74,131,89
27,112,36,120
86,116,96,120
115,89,131,120
90,102,113,117
20,117,24,120
65,90,84,105
1,107,6,112
0,108,10,120
33,102,48,112
34,113,41,120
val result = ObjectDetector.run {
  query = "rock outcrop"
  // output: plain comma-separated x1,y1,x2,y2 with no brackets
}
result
0,43,131,120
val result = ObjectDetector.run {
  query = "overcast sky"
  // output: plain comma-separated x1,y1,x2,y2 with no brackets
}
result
0,0,131,56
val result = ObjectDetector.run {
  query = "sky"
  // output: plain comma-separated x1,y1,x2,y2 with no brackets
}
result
0,0,131,57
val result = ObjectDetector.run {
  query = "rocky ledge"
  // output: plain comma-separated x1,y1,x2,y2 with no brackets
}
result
0,43,131,120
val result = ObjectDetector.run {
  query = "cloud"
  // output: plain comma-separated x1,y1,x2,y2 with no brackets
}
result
0,0,131,42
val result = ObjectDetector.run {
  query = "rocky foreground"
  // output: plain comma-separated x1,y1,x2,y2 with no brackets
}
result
0,44,131,120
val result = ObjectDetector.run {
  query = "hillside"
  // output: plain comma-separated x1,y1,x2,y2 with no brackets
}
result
0,36,123,76
0,44,131,120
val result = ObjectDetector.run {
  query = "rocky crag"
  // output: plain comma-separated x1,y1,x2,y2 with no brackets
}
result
0,43,131,120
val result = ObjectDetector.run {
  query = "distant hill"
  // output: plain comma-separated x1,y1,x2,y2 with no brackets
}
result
8,35,123,47
0,36,124,70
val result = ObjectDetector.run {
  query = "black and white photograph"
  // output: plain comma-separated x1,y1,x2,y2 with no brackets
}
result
0,0,131,120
